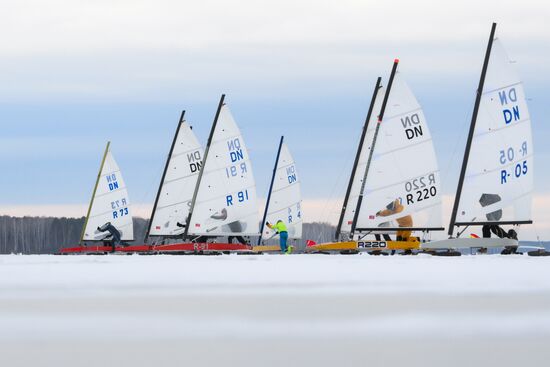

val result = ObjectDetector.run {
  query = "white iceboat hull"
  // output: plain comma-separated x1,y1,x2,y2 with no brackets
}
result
422,238,518,250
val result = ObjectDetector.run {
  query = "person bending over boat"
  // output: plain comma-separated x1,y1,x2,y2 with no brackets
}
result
266,220,291,253
97,222,123,252
376,199,412,241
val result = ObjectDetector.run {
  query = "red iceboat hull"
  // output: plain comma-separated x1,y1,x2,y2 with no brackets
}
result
150,242,252,253
59,245,117,254
59,243,251,254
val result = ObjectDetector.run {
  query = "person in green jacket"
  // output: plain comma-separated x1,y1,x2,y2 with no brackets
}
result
266,220,291,253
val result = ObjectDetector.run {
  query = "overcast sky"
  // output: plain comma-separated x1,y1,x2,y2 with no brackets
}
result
1,0,549,239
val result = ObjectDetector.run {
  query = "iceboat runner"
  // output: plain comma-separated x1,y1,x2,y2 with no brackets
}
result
307,60,444,254
422,23,540,256
253,136,303,253
151,95,260,254
59,142,140,254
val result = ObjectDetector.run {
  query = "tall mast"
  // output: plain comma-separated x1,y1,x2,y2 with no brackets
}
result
183,94,226,237
335,77,382,240
80,141,111,244
447,22,497,237
258,136,284,245
144,110,186,243
350,59,399,237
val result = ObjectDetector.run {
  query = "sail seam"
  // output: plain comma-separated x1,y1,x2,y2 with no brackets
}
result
382,107,422,121
364,169,441,194
163,174,198,185
465,153,533,178
271,184,300,195
371,137,435,160
194,184,257,203
473,117,530,138
483,81,522,95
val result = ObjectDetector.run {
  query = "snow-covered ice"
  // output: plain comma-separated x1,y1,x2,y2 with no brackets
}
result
1,254,549,367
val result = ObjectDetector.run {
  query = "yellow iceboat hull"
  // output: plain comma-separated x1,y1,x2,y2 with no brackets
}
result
306,239,420,253
252,245,282,253
305,241,357,253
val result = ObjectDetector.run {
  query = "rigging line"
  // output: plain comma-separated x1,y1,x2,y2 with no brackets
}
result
318,137,358,225
440,94,476,202
138,152,165,217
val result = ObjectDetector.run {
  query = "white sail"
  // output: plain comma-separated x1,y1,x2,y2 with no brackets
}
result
263,142,302,239
455,38,533,224
340,86,385,235
82,145,133,241
355,72,442,231
149,121,203,236
188,104,259,236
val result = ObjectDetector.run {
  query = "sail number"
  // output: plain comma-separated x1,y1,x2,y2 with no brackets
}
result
226,190,249,206
287,203,301,223
499,141,528,184
404,173,437,205
500,161,528,184
225,138,248,179
499,141,527,164
111,198,129,219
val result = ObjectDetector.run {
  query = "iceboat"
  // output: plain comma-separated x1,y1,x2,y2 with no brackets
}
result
59,142,141,254
253,136,303,253
307,60,444,254
422,23,537,255
150,95,259,254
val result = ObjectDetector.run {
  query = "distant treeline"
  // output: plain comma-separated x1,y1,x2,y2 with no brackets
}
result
0,216,335,254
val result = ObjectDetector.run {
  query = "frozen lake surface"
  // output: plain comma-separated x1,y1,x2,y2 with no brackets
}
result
1,254,549,366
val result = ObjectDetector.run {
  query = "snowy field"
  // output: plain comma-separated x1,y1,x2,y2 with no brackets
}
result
1,254,550,367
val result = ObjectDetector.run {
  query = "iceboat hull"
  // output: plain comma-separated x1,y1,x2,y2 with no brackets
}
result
59,245,118,254
422,238,518,250
305,240,420,253
59,244,151,254
151,242,252,254
252,245,282,253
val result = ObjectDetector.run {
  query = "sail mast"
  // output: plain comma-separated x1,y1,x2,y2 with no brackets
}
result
258,136,284,245
183,94,225,238
80,141,111,244
350,60,399,237
144,110,186,243
335,77,382,240
447,22,497,237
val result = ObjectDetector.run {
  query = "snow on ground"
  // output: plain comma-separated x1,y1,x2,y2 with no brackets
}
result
1,254,550,367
